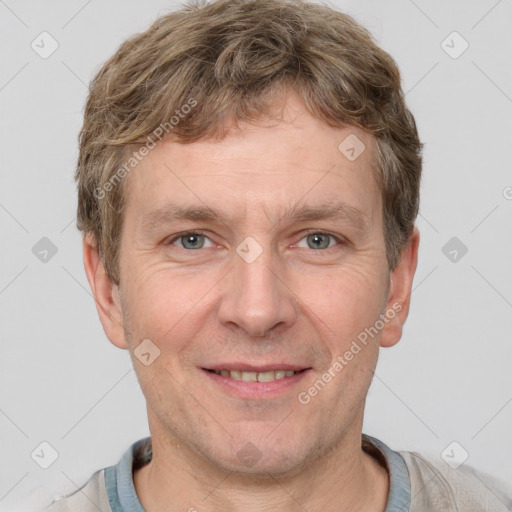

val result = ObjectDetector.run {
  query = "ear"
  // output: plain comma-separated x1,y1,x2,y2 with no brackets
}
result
379,226,420,348
82,233,128,349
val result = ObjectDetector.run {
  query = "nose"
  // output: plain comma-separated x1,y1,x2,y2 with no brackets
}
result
217,240,297,338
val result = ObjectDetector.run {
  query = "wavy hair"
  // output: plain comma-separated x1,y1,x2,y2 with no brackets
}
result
76,0,422,285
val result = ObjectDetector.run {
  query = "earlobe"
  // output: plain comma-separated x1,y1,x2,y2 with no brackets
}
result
82,233,128,349
380,226,420,348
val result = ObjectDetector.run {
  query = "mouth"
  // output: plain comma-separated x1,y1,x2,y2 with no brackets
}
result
206,368,305,382
201,364,311,399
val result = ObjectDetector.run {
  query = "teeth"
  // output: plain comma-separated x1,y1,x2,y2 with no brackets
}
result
257,371,275,382
241,371,257,382
214,369,297,381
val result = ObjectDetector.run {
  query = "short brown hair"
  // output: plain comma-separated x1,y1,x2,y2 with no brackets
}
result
76,0,422,285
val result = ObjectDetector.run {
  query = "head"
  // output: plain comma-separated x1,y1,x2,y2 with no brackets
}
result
79,0,421,476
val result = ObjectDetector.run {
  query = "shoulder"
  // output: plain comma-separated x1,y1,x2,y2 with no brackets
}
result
399,450,512,512
42,469,110,512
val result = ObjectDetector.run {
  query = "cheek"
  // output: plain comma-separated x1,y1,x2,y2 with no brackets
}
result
297,262,387,342
121,262,226,356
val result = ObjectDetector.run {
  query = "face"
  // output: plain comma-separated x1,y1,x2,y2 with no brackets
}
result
86,91,418,477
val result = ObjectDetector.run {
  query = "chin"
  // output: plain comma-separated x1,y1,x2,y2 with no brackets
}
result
202,436,315,478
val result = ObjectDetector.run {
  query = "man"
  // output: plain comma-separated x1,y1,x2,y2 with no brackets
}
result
45,0,511,510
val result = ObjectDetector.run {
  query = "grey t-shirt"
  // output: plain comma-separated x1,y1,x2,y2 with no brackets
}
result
41,434,512,511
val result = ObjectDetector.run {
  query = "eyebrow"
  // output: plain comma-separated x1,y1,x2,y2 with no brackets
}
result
141,200,369,233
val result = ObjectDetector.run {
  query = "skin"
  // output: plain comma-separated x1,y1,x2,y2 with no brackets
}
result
84,90,419,511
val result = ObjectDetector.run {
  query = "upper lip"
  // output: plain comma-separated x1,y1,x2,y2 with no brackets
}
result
204,363,310,372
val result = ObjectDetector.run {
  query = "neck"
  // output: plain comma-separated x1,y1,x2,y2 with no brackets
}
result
134,425,389,512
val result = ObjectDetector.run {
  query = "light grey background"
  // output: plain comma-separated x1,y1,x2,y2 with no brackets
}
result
1,0,511,509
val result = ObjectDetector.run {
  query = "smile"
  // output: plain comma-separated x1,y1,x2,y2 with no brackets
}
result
212,369,297,382
202,366,310,399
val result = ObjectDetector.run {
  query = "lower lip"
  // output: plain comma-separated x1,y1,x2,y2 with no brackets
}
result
201,369,310,399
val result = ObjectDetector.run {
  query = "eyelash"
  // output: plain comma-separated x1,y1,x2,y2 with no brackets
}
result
166,229,346,251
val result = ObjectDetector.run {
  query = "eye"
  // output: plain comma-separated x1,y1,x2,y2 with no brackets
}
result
169,232,215,250
166,230,345,252
296,231,343,250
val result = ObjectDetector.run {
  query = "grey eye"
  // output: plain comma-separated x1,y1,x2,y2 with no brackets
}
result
305,233,334,250
174,233,210,249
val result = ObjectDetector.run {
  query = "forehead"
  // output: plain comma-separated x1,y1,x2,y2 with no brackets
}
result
122,93,381,229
